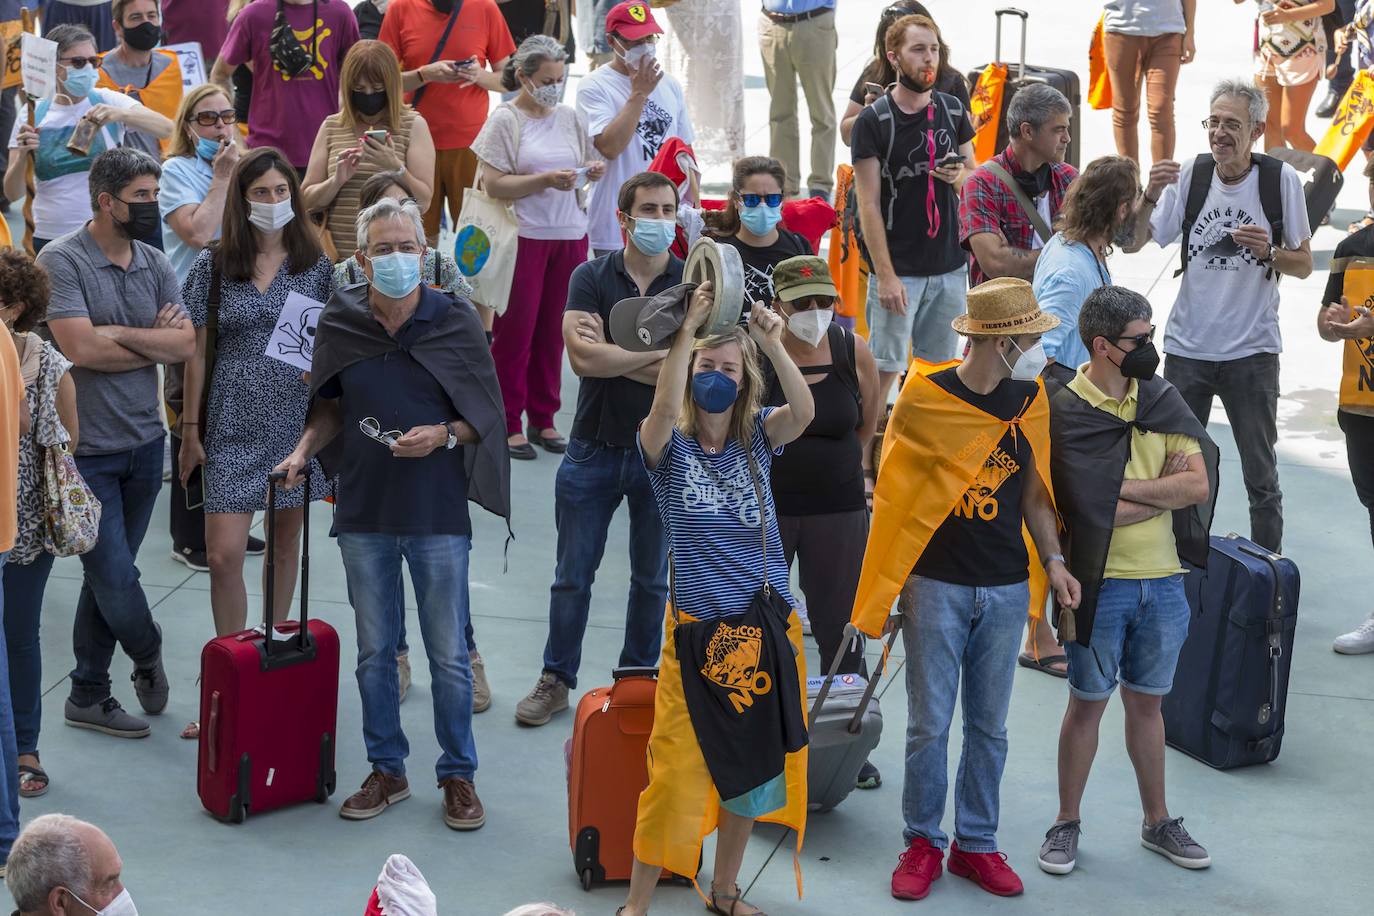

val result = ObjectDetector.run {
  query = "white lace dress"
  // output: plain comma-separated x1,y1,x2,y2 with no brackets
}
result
661,0,746,171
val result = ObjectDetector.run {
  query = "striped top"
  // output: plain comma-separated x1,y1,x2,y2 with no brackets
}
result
321,107,417,255
641,408,797,621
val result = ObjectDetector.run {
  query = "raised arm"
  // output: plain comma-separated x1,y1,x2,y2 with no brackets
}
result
640,282,715,468
589,64,660,160
754,307,815,448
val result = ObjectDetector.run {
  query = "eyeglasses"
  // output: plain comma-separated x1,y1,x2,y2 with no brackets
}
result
60,56,102,69
1109,325,1156,350
739,193,783,208
359,417,401,447
1201,117,1247,133
786,295,836,312
189,109,238,127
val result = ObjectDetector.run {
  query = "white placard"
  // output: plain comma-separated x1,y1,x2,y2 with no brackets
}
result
164,41,205,91
265,292,325,372
20,32,55,99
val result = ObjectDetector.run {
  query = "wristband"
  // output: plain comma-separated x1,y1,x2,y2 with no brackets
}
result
1143,192,1159,206
1041,552,1065,569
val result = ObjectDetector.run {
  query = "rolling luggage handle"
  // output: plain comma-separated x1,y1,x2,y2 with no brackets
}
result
261,470,314,671
808,622,901,735
994,8,1029,81
1235,540,1287,728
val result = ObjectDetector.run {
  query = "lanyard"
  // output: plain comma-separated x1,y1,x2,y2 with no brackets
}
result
924,103,940,239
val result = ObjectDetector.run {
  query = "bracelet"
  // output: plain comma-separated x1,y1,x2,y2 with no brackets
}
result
1041,552,1065,568
417,71,426,85
1143,192,1159,206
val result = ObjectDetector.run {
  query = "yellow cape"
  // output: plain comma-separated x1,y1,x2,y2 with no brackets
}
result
850,360,1055,638
97,50,184,156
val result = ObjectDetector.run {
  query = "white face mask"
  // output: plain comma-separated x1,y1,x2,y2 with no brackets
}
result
786,307,833,347
1003,339,1046,380
525,79,563,109
617,40,656,70
68,887,138,916
248,198,295,233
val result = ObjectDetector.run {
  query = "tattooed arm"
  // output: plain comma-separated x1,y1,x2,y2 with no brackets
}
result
967,231,1039,281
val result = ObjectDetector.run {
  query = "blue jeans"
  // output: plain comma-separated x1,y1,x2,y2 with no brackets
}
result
542,440,668,688
899,575,1029,853
0,550,17,863
4,553,56,755
1066,575,1191,701
338,533,477,782
865,266,968,373
70,438,164,706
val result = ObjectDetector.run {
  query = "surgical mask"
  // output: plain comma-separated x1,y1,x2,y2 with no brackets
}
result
1112,340,1160,380
616,40,656,70
122,21,162,52
248,199,295,233
115,199,160,241
367,251,423,299
1003,339,1046,381
62,64,98,98
524,80,563,109
68,887,138,916
196,135,223,162
629,216,675,256
786,308,832,347
739,202,782,236
691,370,738,414
350,89,388,117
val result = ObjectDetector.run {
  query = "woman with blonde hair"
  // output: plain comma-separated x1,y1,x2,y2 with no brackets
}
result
302,39,436,257
161,83,243,283
620,285,815,916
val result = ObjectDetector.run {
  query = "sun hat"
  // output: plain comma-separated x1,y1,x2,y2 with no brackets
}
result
951,277,1060,336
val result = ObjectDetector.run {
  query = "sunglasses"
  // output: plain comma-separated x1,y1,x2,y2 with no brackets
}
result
189,109,238,127
739,193,783,208
359,417,401,447
786,295,836,312
60,56,102,69
1109,325,1156,350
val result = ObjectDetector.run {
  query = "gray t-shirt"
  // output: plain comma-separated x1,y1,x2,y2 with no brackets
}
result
1103,0,1187,36
98,51,175,157
38,227,180,456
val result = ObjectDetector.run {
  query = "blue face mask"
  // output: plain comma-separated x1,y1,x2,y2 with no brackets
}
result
739,202,782,236
691,370,738,414
629,216,676,256
367,251,423,299
195,136,222,162
62,65,98,98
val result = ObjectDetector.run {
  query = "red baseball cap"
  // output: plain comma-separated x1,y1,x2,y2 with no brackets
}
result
605,2,663,41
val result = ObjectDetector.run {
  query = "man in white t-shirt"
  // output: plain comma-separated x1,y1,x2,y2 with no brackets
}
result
576,2,693,256
1124,78,1313,552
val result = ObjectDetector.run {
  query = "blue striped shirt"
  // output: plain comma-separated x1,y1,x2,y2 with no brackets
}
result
641,408,797,621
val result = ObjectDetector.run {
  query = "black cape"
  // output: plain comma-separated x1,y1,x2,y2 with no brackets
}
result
308,283,511,529
1048,373,1219,645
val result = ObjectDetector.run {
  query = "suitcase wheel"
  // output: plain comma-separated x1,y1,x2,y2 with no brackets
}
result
228,795,246,825
580,868,594,892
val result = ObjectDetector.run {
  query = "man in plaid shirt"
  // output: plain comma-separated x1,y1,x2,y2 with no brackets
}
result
960,84,1078,288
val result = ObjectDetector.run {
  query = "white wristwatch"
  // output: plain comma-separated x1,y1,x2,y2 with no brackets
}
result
444,421,458,450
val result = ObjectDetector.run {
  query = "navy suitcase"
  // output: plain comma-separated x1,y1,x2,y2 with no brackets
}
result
1162,534,1299,769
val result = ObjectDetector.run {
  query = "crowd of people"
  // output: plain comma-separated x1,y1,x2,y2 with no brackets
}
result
0,0,1365,913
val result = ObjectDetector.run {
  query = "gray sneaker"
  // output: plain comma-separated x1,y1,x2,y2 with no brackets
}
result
471,652,491,713
65,696,151,738
1141,816,1211,869
131,623,168,715
514,672,568,726
1038,820,1081,875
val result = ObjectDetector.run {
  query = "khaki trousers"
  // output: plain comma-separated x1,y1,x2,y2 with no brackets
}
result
758,10,838,195
424,147,481,243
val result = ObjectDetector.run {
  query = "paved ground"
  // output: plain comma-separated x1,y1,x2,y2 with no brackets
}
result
3,1,1373,913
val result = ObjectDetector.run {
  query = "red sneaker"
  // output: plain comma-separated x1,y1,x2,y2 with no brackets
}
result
891,837,944,900
947,841,1024,897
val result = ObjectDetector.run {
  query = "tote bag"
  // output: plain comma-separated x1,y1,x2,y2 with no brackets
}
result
454,175,519,315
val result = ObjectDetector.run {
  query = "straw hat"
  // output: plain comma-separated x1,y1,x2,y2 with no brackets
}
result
951,277,1060,336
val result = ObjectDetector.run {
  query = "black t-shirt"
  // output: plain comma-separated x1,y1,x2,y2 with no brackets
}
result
850,90,974,277
497,0,574,59
1323,222,1374,305
849,67,971,110
720,229,811,312
353,0,384,40
567,250,685,448
913,368,1037,586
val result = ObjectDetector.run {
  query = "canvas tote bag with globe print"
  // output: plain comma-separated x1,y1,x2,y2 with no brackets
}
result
454,116,520,315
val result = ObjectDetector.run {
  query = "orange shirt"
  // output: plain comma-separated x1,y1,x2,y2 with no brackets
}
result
0,331,23,553
379,0,516,150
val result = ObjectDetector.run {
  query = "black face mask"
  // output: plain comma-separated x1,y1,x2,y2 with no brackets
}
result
1015,162,1052,200
431,0,454,12
350,89,388,117
896,60,936,93
115,199,161,241
123,21,162,52
1111,340,1160,380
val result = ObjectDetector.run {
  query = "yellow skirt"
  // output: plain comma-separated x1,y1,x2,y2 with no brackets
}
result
632,606,809,899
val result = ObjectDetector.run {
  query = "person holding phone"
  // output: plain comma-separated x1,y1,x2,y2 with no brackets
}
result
302,40,437,256
472,35,604,460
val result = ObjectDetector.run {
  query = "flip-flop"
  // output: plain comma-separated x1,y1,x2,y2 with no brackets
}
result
1017,652,1069,679
18,763,48,798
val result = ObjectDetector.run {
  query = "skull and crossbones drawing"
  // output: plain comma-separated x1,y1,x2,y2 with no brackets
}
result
277,305,322,362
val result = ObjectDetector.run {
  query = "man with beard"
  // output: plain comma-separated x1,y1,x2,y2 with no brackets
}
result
852,12,974,407
1123,78,1312,553
960,83,1077,288
38,148,195,739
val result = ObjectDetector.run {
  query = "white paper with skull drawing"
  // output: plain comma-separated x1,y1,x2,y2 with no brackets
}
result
265,292,325,372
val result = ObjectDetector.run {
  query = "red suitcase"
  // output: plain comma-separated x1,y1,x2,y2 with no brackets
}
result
197,473,338,823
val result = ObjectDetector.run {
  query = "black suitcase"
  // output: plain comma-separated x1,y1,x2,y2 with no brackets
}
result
968,7,1083,169
1162,534,1299,770
1264,147,1343,231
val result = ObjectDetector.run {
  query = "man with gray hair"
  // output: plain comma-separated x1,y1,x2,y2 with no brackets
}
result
960,82,1078,287
1123,78,1313,552
4,814,134,914
276,196,509,832
38,147,195,740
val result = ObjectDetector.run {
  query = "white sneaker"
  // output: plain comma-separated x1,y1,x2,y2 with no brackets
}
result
796,603,812,636
1333,612,1374,655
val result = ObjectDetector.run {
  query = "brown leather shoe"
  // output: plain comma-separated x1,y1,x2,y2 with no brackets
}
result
339,770,410,820
440,776,485,830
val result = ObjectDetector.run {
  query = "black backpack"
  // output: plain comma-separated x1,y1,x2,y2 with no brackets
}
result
1176,153,1285,280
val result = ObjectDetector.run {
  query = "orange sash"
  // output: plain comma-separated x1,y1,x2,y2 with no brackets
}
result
97,50,184,155
1315,71,1374,171
827,163,869,328
1336,260,1374,411
970,63,1007,164
1088,16,1112,111
851,360,1055,638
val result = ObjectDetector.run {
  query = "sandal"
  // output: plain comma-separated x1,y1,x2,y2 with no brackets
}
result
181,721,200,740
18,762,48,798
527,426,568,454
1017,652,1069,679
1349,212,1374,233
708,884,766,916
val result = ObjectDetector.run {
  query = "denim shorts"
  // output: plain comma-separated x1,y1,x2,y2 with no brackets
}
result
1065,575,1191,701
864,267,967,373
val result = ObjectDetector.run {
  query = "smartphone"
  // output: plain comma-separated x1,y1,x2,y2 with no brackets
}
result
939,151,965,167
571,165,590,183
451,56,477,69
184,466,205,511
863,81,885,98
364,129,388,143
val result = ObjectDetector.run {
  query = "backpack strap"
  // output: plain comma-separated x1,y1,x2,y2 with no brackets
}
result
872,94,898,231
983,159,1052,244
827,321,862,412
1253,153,1285,280
1175,153,1216,278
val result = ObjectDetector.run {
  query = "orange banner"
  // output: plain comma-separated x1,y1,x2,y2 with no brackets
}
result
1088,16,1112,111
1,20,22,91
1315,71,1374,170
970,62,1007,163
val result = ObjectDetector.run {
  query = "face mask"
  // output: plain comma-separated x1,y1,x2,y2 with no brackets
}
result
616,40,656,70
68,887,138,916
524,80,563,109
786,307,833,347
249,199,295,233
115,199,160,240
1112,340,1160,380
896,61,936,93
122,21,162,52
739,202,782,236
196,135,223,162
350,89,388,117
62,65,98,98
691,370,738,414
367,251,423,299
1002,339,1046,381
629,216,675,256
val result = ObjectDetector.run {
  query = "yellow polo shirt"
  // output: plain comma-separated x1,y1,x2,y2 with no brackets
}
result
1067,369,1201,580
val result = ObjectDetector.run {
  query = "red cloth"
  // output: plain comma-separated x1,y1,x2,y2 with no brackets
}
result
364,888,384,916
698,198,836,255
